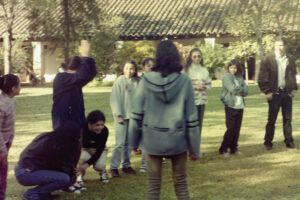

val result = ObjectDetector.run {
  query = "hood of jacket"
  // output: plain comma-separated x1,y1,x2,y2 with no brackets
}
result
143,72,185,103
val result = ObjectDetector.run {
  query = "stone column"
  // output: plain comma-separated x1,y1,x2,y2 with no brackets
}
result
204,38,215,48
32,42,45,83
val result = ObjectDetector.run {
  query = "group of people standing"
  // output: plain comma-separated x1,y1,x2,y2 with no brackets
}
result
0,35,297,200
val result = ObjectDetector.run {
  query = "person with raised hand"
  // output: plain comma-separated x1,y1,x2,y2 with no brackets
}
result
52,40,97,130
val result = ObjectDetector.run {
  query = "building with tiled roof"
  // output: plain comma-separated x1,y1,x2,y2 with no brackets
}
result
1,0,300,81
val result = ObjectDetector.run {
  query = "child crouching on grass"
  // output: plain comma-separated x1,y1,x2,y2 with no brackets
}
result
76,110,109,184
219,59,248,157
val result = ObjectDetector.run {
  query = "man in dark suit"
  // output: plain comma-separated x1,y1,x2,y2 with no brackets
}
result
258,36,298,150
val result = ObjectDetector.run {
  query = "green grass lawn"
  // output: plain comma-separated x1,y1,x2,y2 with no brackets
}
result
5,84,300,200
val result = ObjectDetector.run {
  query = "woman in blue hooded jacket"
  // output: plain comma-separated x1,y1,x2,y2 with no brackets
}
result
129,40,200,200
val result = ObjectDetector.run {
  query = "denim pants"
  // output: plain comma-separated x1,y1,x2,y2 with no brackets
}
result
14,165,70,200
110,119,131,169
140,151,147,170
265,91,293,145
146,152,190,200
0,156,8,200
219,105,243,154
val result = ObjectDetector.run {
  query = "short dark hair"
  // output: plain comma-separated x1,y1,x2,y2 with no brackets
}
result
0,74,20,94
227,59,243,76
142,58,155,67
87,110,106,124
152,40,183,77
275,36,288,46
60,56,81,71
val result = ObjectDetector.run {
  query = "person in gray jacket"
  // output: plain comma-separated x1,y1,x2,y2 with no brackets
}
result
219,59,248,156
129,40,200,200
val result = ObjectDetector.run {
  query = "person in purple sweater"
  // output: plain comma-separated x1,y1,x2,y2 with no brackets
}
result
0,74,21,200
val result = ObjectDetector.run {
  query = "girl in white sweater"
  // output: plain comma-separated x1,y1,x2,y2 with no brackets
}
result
183,48,212,154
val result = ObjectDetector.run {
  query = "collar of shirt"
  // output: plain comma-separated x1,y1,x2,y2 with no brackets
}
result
274,51,287,62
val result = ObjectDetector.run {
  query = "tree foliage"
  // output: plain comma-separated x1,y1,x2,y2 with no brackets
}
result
225,0,298,61
0,0,18,74
0,38,32,76
25,0,123,78
115,40,156,75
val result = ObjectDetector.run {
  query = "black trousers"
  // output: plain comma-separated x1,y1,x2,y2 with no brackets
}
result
219,105,244,154
264,91,293,146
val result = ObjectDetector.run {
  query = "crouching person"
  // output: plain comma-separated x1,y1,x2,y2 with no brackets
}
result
77,110,109,183
14,121,82,200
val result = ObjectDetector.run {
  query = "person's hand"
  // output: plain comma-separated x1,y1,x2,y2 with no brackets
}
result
196,85,206,91
289,93,295,98
78,40,90,57
0,155,7,167
266,93,273,101
189,153,197,161
78,163,89,174
117,118,125,124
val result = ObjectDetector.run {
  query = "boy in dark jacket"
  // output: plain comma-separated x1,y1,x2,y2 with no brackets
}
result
14,121,82,200
76,110,109,183
52,40,97,129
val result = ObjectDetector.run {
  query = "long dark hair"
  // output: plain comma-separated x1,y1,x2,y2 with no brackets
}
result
123,60,139,78
0,74,20,94
184,48,204,73
228,59,243,76
48,121,82,159
152,40,183,77
60,56,81,71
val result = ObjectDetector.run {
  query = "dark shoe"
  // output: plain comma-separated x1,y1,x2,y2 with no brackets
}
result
265,145,272,150
110,169,121,178
286,142,295,149
122,167,136,174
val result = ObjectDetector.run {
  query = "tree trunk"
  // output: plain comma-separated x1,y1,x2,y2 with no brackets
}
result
63,0,70,64
244,58,249,85
3,31,12,74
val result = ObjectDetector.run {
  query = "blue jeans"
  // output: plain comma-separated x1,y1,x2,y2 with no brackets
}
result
140,150,147,170
14,165,70,200
110,119,131,169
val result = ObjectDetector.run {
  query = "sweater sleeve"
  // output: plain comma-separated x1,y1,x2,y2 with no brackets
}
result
240,78,248,97
185,79,200,157
128,79,145,150
0,108,8,157
0,114,8,157
223,73,243,94
86,128,109,165
204,68,212,90
110,77,124,119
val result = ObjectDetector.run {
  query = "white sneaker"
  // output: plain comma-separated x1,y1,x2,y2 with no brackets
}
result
139,168,147,173
100,172,109,183
232,151,243,156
